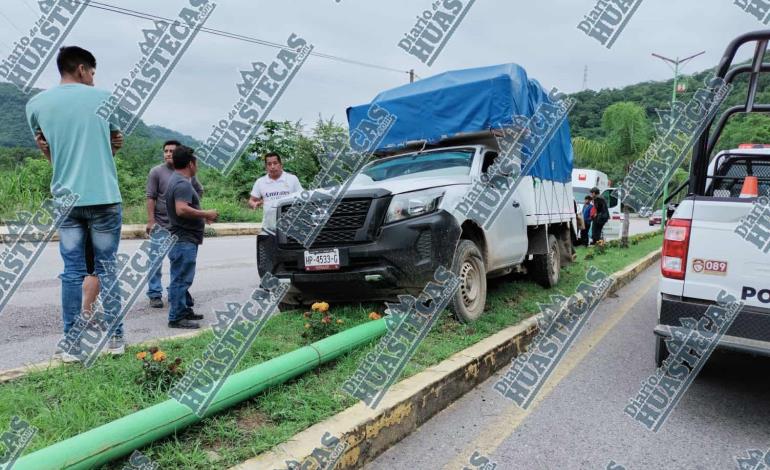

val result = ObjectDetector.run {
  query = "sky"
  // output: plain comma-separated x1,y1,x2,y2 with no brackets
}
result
0,0,766,140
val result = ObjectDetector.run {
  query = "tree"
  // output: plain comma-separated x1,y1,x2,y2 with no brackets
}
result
601,102,650,158
714,114,770,152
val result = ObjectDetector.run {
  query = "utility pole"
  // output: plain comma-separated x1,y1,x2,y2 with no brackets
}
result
409,69,415,83
651,50,705,227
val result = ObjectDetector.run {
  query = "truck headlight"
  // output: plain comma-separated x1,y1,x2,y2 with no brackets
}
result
385,189,444,224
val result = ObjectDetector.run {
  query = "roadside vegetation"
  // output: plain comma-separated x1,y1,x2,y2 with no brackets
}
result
0,118,346,223
0,232,662,469
4,66,770,223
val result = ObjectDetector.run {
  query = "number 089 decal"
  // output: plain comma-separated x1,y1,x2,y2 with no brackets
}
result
692,258,728,275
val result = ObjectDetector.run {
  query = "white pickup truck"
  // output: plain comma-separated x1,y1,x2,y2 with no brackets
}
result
654,31,770,365
259,136,577,323
258,63,578,322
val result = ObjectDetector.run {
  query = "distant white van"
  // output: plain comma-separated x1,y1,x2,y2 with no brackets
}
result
572,169,609,210
572,169,624,237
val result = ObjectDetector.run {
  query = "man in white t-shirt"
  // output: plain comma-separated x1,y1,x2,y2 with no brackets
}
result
249,152,303,215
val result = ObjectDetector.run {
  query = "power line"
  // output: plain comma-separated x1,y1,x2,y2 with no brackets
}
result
72,0,411,76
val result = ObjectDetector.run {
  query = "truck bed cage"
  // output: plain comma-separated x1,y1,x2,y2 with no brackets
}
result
373,131,502,157
692,30,770,196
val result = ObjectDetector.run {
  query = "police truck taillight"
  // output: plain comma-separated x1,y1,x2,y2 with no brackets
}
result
661,218,691,280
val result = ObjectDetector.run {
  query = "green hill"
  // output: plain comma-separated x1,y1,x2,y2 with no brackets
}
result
569,62,770,142
0,83,198,148
0,83,37,148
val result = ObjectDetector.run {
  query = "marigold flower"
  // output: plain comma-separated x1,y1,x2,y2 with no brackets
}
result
136,351,147,360
304,323,311,329
311,301,330,313
336,319,344,324
152,351,166,362
368,312,382,320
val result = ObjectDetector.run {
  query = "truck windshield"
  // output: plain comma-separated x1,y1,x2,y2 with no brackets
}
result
356,150,474,182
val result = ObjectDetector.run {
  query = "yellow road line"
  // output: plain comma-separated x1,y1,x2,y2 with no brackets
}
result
442,275,658,470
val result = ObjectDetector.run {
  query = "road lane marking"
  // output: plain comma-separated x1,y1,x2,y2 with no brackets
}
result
442,274,658,470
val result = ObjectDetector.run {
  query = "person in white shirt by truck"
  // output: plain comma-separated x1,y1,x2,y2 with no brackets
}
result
248,152,303,220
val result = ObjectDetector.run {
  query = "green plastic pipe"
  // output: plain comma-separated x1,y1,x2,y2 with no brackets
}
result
15,319,387,470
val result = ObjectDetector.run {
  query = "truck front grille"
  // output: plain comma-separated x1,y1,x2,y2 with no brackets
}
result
279,198,372,249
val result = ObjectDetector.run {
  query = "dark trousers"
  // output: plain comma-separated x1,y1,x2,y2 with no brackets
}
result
592,219,607,244
580,221,592,246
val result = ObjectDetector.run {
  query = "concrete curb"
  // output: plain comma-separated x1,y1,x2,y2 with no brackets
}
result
232,248,662,470
0,223,261,243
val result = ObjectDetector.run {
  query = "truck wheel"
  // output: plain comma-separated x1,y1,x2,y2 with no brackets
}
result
655,335,669,367
529,234,560,288
449,240,487,323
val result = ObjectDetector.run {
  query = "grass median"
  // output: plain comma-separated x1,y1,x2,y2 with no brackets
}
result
0,231,662,469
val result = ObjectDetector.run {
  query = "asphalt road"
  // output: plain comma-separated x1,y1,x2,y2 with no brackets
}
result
367,265,770,470
0,218,658,373
0,235,259,371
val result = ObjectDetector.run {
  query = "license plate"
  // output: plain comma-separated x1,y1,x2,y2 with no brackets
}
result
304,249,340,271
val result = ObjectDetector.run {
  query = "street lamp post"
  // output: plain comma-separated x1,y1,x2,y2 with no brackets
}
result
651,50,705,226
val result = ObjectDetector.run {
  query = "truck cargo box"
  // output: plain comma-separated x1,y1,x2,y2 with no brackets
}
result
346,63,574,185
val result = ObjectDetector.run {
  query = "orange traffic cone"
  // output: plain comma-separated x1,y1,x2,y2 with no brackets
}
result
740,175,759,198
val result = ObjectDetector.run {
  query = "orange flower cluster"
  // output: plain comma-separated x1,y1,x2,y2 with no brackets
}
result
311,301,330,313
135,346,184,393
368,312,382,320
135,346,169,362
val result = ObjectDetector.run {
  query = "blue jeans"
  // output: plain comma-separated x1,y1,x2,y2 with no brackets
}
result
147,230,193,307
168,242,198,322
146,228,166,299
58,203,122,336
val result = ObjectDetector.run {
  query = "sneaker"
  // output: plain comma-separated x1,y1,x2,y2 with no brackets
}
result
107,336,125,355
149,298,164,308
184,309,204,321
60,351,83,363
54,348,82,363
168,318,200,329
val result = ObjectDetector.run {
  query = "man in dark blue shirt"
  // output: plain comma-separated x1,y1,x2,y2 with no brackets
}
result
165,146,218,328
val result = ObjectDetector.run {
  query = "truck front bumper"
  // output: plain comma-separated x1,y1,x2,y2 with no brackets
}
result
655,293,770,357
257,210,461,302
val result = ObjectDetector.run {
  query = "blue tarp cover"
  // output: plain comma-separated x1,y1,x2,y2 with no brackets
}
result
346,63,573,183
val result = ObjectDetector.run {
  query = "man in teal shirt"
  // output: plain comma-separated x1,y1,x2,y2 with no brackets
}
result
26,46,126,359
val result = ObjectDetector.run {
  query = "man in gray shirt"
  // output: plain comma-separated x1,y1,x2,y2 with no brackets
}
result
146,140,204,308
166,146,218,328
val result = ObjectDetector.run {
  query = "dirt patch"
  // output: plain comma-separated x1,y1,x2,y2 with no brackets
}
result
236,408,272,432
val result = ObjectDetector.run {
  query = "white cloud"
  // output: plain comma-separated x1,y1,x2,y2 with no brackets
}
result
0,0,763,139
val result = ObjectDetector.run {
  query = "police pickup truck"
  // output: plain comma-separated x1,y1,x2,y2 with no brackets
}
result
258,64,578,322
654,31,770,365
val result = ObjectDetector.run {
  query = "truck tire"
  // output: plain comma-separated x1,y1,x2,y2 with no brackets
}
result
449,240,487,323
529,234,560,288
655,335,669,367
